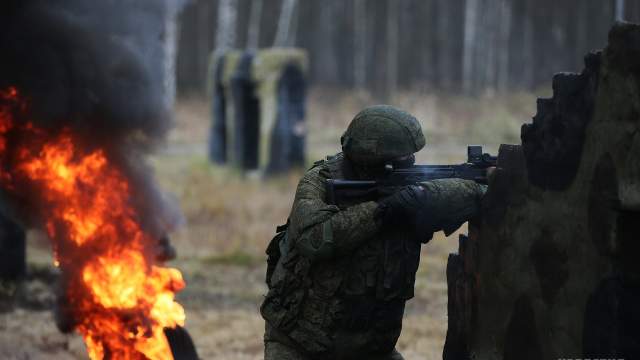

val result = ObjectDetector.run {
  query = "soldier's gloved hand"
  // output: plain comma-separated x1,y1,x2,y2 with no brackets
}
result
375,185,428,227
416,179,487,236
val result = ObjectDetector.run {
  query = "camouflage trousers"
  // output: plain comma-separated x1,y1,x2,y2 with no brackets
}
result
264,340,405,360
264,341,307,360
264,322,405,360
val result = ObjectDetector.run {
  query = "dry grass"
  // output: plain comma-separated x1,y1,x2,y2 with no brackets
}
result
0,88,535,359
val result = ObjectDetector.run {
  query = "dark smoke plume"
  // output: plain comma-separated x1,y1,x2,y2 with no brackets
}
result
0,0,186,237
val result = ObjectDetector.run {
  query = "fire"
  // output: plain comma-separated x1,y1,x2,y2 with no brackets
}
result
0,87,185,359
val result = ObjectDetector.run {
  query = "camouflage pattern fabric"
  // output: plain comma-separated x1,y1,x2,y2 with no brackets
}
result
261,153,486,360
265,340,405,360
265,340,308,360
341,105,425,165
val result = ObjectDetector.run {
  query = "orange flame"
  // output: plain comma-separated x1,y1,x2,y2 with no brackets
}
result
0,87,185,360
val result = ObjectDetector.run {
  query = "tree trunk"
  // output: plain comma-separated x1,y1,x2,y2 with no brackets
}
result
288,0,300,47
484,0,499,94
273,0,298,47
247,0,263,49
521,0,534,89
196,0,212,93
353,0,366,89
316,1,338,84
436,0,452,90
462,0,478,94
497,0,512,92
616,0,625,21
473,0,489,91
386,0,399,98
215,0,238,51
163,3,181,107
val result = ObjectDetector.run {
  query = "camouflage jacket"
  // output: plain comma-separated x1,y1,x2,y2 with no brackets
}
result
261,153,486,359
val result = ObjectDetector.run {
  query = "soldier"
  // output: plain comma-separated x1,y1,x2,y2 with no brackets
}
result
261,105,488,360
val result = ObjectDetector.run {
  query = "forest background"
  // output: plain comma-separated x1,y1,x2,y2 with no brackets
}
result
1,1,634,359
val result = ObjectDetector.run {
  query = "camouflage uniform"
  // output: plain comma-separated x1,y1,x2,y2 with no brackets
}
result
261,106,486,360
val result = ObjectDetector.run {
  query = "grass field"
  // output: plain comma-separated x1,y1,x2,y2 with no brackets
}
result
0,88,535,359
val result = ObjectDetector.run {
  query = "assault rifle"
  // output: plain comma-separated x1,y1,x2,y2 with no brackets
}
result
326,145,496,206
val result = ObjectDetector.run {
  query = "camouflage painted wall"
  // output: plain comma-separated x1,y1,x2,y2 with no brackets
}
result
444,22,640,360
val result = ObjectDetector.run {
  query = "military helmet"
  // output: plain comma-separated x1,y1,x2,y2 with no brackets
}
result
341,105,426,165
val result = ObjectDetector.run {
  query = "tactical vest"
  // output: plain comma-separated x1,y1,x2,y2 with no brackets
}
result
261,153,424,359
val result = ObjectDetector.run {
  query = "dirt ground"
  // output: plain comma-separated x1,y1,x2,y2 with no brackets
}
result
0,89,532,359
0,239,455,360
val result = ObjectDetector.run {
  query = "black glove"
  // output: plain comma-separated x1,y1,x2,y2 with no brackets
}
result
417,179,487,236
376,185,428,226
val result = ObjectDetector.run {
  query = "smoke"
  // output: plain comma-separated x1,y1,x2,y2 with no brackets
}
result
0,0,187,237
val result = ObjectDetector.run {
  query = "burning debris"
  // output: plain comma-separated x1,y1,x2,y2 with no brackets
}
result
0,1,195,359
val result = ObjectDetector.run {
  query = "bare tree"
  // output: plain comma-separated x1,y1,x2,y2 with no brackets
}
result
462,0,478,94
288,0,300,47
497,0,512,92
473,0,488,91
616,0,625,21
316,2,339,84
386,0,399,97
247,0,263,49
273,0,298,47
191,0,212,94
436,0,452,90
215,0,238,51
163,4,179,107
353,0,366,89
484,0,500,94
521,0,534,89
